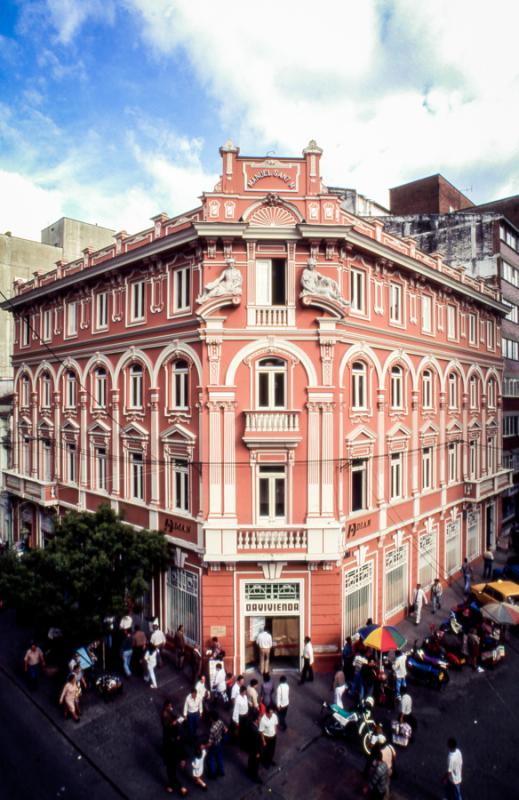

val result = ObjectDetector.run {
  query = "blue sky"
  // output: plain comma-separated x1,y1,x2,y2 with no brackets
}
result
1,0,519,239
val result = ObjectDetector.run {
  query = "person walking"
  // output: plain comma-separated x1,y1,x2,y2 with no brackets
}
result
120,629,133,678
174,624,186,670
443,737,463,800
24,643,46,690
132,624,147,675
431,578,443,615
483,548,494,580
300,636,314,684
275,675,290,730
259,707,279,767
462,559,473,595
364,744,389,800
412,583,427,624
256,629,273,674
150,620,166,668
195,674,209,712
392,649,407,698
163,713,188,796
211,663,228,704
232,685,250,749
183,688,203,739
144,643,158,689
59,674,80,722
205,710,227,778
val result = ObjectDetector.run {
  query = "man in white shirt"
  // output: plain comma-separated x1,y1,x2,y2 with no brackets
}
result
392,650,407,698
150,621,166,667
211,663,228,704
412,582,427,624
232,685,250,749
259,707,279,767
256,629,273,674
231,674,244,702
398,691,412,722
275,675,290,730
443,737,463,800
183,688,203,739
334,682,347,709
300,636,314,684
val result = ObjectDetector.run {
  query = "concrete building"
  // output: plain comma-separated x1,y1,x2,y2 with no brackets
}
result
1,143,511,673
373,176,519,539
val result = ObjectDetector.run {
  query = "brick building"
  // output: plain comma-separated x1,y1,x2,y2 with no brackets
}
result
2,143,511,673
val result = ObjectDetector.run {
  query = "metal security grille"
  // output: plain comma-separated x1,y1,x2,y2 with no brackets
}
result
244,582,300,602
167,567,199,645
419,532,436,588
445,520,461,575
344,562,373,637
385,546,407,616
466,512,480,560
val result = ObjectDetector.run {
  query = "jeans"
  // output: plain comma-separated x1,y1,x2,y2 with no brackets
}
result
352,671,365,701
187,711,200,739
27,664,41,689
431,595,442,613
395,676,406,697
145,664,157,688
207,742,225,777
446,781,463,800
122,650,132,677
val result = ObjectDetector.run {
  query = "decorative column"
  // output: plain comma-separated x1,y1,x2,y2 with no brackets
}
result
321,399,335,516
30,392,38,478
53,392,61,481
111,389,120,496
496,395,503,470
150,388,160,506
462,392,469,478
411,389,419,521
376,389,386,530
208,400,222,517
12,393,19,471
306,399,320,516
223,400,237,517
79,390,88,487
481,393,487,473
439,391,446,509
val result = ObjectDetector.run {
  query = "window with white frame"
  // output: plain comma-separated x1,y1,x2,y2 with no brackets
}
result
421,294,432,332
468,313,477,345
21,316,30,347
487,436,495,473
351,458,368,512
129,451,144,500
391,366,404,409
487,379,496,409
448,442,458,483
419,531,436,588
171,360,189,409
21,376,30,408
258,464,286,521
466,511,480,560
390,451,404,500
96,292,108,329
502,338,519,360
257,358,286,409
42,439,53,482
129,364,143,409
502,260,519,287
422,447,433,490
504,377,519,397
506,302,519,324
42,373,52,409
344,562,373,638
172,459,189,512
174,266,191,311
42,309,52,341
469,376,478,409
130,281,145,321
167,567,199,644
351,361,367,409
94,368,107,408
389,283,402,323
66,442,77,483
95,446,107,491
469,440,478,479
448,373,458,409
67,301,78,336
447,305,456,339
255,259,286,306
385,546,407,616
21,434,31,475
350,268,365,313
487,320,495,350
65,371,77,409
422,370,433,409
445,519,460,575
503,415,519,437
500,224,519,252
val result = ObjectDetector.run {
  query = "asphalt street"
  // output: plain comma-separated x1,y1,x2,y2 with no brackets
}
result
1,570,519,800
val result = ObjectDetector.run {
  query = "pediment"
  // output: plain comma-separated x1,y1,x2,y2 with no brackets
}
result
467,418,482,430
387,422,411,439
38,416,54,430
121,422,149,438
88,419,111,435
62,418,80,431
447,419,463,434
420,420,439,436
346,425,377,443
161,422,196,443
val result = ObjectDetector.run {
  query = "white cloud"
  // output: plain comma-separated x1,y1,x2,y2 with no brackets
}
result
0,171,64,239
45,0,116,45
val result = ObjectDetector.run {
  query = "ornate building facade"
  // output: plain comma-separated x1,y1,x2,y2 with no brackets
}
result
2,142,512,672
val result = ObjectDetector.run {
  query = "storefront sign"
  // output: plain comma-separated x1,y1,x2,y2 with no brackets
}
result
346,518,371,539
164,517,191,536
245,600,301,615
244,162,298,192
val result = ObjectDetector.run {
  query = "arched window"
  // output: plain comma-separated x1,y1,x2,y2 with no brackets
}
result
65,371,77,409
129,364,143,409
390,366,403,409
257,358,286,409
351,362,367,410
21,375,30,408
42,373,52,409
469,376,478,409
171,360,189,409
94,368,107,408
487,378,496,409
448,373,457,409
422,370,433,410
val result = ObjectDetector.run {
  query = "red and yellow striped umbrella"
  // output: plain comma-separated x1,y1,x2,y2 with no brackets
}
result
362,625,407,653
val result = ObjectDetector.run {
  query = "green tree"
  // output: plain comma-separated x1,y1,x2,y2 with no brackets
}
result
0,505,169,642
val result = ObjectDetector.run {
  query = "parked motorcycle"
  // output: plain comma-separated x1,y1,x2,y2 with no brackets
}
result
320,696,376,755
422,631,466,670
407,644,449,689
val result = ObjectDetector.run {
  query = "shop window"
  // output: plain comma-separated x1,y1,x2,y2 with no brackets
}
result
385,546,407,615
344,563,373,637
418,532,436,588
445,520,460,575
167,567,199,644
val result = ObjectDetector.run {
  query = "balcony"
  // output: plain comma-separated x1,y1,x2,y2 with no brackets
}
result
204,522,343,563
242,410,302,448
3,470,58,505
464,469,513,502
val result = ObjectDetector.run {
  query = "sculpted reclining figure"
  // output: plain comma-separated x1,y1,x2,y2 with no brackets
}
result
300,257,347,305
197,258,242,302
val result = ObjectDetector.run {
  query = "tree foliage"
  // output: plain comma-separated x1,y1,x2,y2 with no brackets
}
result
0,505,169,642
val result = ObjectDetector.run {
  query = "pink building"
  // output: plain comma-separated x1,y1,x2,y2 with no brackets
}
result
3,142,512,672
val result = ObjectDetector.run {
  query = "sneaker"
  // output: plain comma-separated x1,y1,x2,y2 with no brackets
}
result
476,666,484,673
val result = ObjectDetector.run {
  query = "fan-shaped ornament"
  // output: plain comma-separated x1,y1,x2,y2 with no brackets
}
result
249,205,297,227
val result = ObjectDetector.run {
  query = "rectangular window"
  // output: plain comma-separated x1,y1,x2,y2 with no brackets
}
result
502,260,519,287
421,295,432,332
389,283,402,323
95,371,107,408
422,371,433,409
21,316,30,346
469,380,478,409
42,309,52,341
487,321,495,350
504,415,519,437
351,458,368,512
447,305,456,339
96,292,108,329
174,267,191,311
390,452,403,500
344,563,373,638
95,447,107,491
468,313,477,345
130,452,144,500
422,447,432,490
506,302,519,324
445,520,460,575
67,302,78,336
66,374,76,408
385,546,407,615
502,338,519,360
469,440,478,479
21,378,30,407
173,459,189,512
448,442,457,483
419,532,436,588
256,259,287,306
129,367,143,409
448,375,457,409
66,443,77,483
42,376,52,409
466,512,480,560
350,269,365,313
167,567,199,644
258,465,286,521
130,281,145,321
22,436,31,475
487,437,495,474
42,441,52,482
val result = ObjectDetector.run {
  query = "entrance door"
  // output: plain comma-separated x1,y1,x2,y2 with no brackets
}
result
245,616,300,670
